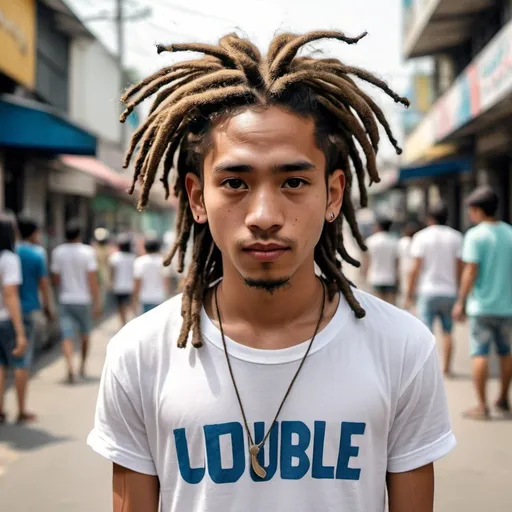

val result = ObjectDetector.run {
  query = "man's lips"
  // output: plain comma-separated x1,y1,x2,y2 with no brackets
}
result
243,243,290,262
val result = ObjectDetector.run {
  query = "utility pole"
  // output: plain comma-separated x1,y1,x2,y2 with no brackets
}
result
116,0,126,149
85,2,151,152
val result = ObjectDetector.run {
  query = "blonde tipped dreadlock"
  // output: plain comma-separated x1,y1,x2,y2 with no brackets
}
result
121,30,409,348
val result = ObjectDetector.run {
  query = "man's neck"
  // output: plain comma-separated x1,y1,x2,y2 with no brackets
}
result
481,216,498,224
215,261,323,330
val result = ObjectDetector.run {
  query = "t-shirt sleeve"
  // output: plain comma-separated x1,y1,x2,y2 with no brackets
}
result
2,252,22,287
387,340,456,473
455,233,463,259
409,233,424,258
50,249,61,274
133,259,143,279
88,249,98,272
462,230,480,264
38,253,48,278
87,341,157,475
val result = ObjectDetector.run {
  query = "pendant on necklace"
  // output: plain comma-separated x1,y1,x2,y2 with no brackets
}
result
249,444,267,479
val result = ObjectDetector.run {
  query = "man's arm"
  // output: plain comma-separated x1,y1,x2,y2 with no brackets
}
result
132,278,141,313
406,257,422,308
88,271,102,318
456,258,464,286
3,284,27,356
387,464,434,512
39,276,54,320
453,262,478,321
113,464,159,512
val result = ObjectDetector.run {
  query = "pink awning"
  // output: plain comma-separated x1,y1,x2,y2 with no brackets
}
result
60,155,131,192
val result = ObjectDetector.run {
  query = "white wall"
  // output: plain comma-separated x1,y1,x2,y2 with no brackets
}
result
69,39,121,146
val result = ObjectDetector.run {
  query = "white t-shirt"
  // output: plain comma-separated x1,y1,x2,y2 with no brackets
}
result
88,290,456,512
108,251,136,294
133,253,170,304
51,243,98,304
365,232,399,286
410,225,463,297
0,250,22,321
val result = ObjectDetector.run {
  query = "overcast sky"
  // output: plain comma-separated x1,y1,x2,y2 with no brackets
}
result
66,0,411,158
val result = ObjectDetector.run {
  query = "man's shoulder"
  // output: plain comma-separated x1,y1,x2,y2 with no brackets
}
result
107,294,183,366
0,250,19,267
349,289,435,365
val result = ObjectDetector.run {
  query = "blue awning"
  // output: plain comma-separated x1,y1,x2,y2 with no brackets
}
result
399,158,472,181
0,95,97,156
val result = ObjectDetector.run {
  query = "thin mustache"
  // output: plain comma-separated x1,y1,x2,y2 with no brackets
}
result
237,237,295,249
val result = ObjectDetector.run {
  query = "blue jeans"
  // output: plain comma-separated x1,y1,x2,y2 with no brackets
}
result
469,316,512,357
59,304,92,339
0,320,27,369
417,295,456,334
142,303,159,314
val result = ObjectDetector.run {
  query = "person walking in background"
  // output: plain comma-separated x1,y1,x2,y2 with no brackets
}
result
453,186,512,420
397,221,420,307
407,203,463,377
0,214,27,424
109,234,136,327
363,218,399,304
15,217,54,422
93,227,111,312
51,220,101,383
132,237,171,314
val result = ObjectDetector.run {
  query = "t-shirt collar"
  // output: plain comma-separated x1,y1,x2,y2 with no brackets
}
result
200,293,349,365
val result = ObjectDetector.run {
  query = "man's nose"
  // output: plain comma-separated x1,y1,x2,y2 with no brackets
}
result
245,186,284,234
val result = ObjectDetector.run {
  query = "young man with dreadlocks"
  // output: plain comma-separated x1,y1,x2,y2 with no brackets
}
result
88,31,455,512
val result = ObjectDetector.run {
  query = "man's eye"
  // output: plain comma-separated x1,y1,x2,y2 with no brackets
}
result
223,179,247,190
283,178,307,189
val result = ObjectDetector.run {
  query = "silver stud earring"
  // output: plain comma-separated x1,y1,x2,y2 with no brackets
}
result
330,212,335,222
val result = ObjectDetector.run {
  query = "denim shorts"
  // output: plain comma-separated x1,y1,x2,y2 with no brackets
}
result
59,303,92,339
417,295,456,334
0,320,27,369
469,316,512,357
142,303,159,314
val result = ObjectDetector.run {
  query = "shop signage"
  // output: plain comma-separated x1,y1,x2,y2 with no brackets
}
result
403,19,512,164
0,0,35,89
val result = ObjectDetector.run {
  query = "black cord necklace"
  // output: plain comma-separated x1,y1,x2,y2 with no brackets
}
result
214,282,326,478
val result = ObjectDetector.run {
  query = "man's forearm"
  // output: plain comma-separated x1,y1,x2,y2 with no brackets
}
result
4,289,26,338
39,277,52,313
457,263,478,303
407,268,420,301
88,272,101,307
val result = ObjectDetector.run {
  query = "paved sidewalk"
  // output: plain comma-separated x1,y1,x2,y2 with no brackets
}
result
0,293,511,510
0,316,119,512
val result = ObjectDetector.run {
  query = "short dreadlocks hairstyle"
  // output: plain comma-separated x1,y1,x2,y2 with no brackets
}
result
121,30,409,348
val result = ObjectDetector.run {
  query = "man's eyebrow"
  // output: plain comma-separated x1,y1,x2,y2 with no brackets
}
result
273,161,316,172
213,160,316,173
213,163,254,173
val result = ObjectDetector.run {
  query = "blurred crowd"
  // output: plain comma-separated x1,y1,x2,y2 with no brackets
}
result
362,184,512,421
0,213,180,425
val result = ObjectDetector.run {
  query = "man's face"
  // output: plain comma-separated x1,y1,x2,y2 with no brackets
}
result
186,106,344,289
467,206,481,225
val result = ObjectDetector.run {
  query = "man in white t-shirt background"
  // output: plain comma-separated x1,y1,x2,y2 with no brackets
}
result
407,203,463,376
51,220,101,383
132,237,171,314
108,234,136,328
363,218,399,304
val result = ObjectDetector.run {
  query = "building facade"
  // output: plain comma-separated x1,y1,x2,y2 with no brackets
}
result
401,0,512,228
0,0,174,252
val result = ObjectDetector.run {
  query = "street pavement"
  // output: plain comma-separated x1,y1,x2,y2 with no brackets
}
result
0,299,511,510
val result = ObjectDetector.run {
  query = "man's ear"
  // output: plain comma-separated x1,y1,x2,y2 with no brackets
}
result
185,172,207,223
325,169,345,223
